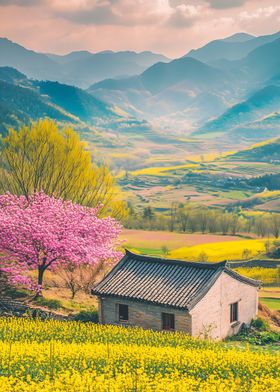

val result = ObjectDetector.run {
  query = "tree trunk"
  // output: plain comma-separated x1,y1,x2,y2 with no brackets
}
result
38,265,45,286
33,265,45,299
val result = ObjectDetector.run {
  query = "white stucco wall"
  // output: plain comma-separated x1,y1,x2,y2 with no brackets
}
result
190,271,259,340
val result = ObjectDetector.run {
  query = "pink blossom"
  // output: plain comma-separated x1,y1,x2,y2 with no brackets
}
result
0,191,122,291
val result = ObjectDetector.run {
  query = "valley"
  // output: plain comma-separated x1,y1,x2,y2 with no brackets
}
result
1,61,279,215
114,138,280,213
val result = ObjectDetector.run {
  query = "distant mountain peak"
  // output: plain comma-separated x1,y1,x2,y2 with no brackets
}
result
67,50,92,55
222,32,255,43
184,30,280,64
0,38,170,87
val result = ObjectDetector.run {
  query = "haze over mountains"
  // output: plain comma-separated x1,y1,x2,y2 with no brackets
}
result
0,66,149,136
185,31,280,64
1,30,280,144
197,85,280,139
0,38,170,88
89,30,280,139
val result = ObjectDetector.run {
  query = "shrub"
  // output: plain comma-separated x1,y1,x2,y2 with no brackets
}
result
34,297,61,310
229,317,280,345
197,251,208,262
74,310,99,323
251,317,269,331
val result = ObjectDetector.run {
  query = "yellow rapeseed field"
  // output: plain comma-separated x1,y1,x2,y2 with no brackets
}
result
170,239,267,261
130,163,197,176
0,318,279,391
235,267,279,284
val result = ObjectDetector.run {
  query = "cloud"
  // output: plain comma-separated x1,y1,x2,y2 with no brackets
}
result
207,0,247,9
54,1,118,25
239,5,280,20
52,0,205,28
50,0,173,26
0,0,279,58
0,0,42,5
166,4,202,28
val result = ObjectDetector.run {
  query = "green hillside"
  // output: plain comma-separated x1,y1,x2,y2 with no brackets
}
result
228,138,280,162
0,80,76,134
198,85,280,135
36,81,123,122
0,67,150,138
0,66,27,84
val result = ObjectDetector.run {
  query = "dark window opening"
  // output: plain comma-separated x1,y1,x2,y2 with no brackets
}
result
118,304,128,322
230,302,238,323
162,312,175,331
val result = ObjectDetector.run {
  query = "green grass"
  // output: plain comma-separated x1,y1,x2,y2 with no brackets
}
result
129,247,163,256
260,298,280,311
34,297,62,310
217,190,253,199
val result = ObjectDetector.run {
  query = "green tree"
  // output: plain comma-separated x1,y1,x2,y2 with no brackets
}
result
0,119,126,218
161,246,170,256
242,248,251,260
270,213,280,238
197,251,208,262
143,206,154,221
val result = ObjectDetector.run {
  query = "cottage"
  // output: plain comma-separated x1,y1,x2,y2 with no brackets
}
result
92,250,260,339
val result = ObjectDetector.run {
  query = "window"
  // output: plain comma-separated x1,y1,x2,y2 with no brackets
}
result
118,304,128,322
162,312,175,331
230,302,238,323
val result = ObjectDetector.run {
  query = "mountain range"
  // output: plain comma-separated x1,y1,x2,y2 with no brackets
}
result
198,85,280,139
0,66,149,137
88,56,236,126
185,30,280,64
88,32,280,139
0,38,169,88
1,31,280,144
227,137,280,162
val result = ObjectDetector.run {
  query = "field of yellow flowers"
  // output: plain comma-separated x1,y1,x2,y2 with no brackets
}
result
0,318,279,391
170,239,266,262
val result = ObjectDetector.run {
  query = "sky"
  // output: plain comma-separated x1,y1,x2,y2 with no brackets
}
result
0,0,280,57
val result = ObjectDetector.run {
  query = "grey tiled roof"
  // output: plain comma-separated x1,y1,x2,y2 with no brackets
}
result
92,250,260,310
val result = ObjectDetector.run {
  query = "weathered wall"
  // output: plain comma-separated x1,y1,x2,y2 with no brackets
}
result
190,271,258,340
99,296,191,333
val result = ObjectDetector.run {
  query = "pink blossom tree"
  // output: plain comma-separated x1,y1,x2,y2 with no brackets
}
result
0,192,122,297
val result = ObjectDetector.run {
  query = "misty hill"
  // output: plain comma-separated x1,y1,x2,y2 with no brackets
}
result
243,38,280,81
51,50,170,68
0,67,143,136
36,81,123,122
0,38,170,88
92,57,226,93
88,30,280,129
60,50,170,88
199,85,280,134
140,57,225,93
0,38,60,81
0,66,27,84
0,79,76,135
186,31,280,64
2,30,280,140
228,111,280,141
89,56,232,123
47,50,93,64
228,138,280,162
222,33,255,43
